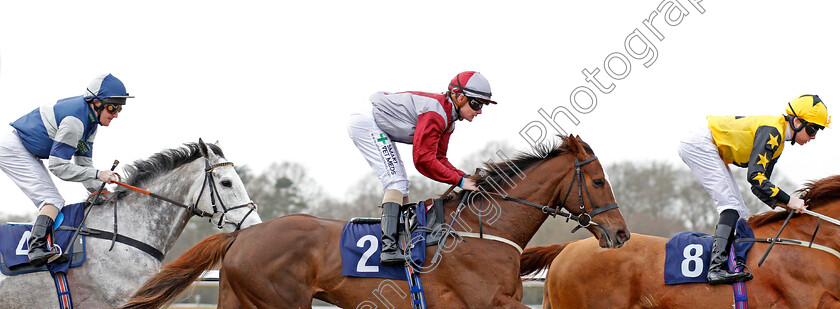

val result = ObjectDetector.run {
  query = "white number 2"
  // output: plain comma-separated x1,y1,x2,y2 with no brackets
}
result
356,235,380,273
681,244,704,278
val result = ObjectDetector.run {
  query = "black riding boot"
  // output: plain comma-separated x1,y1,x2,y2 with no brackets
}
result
28,215,59,267
707,217,752,285
380,202,406,265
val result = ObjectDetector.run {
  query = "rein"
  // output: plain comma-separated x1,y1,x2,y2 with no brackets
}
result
114,159,258,230
741,208,840,266
84,158,258,261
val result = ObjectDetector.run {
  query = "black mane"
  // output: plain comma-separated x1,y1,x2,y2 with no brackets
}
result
122,142,224,189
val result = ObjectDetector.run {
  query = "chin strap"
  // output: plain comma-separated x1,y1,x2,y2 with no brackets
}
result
786,104,806,145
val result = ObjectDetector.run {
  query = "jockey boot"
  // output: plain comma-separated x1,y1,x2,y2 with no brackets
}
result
28,215,60,267
380,202,406,266
707,221,752,285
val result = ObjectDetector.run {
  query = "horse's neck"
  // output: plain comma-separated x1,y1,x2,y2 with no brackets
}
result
793,205,840,251
86,161,201,256
444,162,572,248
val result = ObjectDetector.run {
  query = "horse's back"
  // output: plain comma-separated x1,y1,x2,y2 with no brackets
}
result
220,214,345,306
546,234,738,309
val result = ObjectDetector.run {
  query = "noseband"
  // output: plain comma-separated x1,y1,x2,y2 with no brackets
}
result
482,155,619,232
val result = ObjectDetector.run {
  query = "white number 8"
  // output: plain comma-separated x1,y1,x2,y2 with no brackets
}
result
681,244,704,278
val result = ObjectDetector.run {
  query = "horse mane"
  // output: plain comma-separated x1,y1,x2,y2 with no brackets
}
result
748,175,840,227
122,142,225,189
442,136,593,202
476,136,592,190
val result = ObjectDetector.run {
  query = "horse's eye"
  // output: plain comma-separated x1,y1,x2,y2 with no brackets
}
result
593,179,605,188
221,180,233,188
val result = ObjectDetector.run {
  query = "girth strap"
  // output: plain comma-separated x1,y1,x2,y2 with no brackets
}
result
454,231,524,254
58,226,164,261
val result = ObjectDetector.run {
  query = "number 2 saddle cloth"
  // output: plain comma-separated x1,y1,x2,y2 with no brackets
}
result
340,199,447,281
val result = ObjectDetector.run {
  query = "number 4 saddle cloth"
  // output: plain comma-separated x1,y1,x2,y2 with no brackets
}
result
664,219,754,285
340,200,446,281
0,203,87,276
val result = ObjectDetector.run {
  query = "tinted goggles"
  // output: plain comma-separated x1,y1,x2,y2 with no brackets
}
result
101,97,126,113
467,97,489,111
104,103,123,113
805,123,823,137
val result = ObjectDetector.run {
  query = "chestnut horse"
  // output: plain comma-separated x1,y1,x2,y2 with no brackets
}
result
520,175,840,309
121,135,630,308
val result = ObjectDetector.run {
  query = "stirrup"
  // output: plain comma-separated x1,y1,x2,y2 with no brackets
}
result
46,244,64,263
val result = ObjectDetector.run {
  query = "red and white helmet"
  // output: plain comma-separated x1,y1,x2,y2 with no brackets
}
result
448,71,497,104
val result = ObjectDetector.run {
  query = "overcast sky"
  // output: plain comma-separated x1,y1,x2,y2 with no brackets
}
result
2,1,838,217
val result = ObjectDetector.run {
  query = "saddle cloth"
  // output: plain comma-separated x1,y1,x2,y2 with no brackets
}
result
664,218,755,285
0,203,87,275
340,200,445,281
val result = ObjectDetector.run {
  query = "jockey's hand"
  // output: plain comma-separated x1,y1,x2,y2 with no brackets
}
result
87,190,113,205
786,196,807,214
98,170,119,183
460,177,477,191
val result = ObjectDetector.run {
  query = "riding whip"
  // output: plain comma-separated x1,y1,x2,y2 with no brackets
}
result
61,160,119,262
758,209,795,267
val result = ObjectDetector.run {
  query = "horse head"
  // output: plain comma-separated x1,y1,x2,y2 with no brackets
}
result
120,138,262,234
189,139,262,232
556,135,629,248
472,135,628,249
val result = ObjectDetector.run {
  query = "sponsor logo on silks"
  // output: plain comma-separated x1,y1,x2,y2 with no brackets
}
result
76,140,90,154
371,133,400,175
376,133,389,145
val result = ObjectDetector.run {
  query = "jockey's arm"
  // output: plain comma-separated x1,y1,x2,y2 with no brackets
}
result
413,113,464,185
47,117,99,190
746,126,790,208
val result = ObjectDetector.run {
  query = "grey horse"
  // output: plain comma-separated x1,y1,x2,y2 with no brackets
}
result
0,139,261,308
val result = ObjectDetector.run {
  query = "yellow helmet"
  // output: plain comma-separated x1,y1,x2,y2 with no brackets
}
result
786,94,830,127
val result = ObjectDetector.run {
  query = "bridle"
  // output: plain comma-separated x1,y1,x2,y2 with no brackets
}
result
476,155,619,233
115,158,258,231
194,160,259,230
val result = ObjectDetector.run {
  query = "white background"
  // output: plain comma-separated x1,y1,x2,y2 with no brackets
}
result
2,1,838,217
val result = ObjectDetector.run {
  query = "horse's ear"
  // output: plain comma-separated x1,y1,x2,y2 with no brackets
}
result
568,135,588,160
198,138,210,158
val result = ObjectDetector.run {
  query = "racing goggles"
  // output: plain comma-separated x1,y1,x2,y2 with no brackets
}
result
467,97,489,111
805,122,823,137
104,103,123,113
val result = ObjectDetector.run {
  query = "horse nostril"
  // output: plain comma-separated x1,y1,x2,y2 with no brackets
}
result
617,230,629,243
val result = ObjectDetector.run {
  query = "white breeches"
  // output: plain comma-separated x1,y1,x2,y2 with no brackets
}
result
0,127,65,210
347,108,410,196
678,126,748,219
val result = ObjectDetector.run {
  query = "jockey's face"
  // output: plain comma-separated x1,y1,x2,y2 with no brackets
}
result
91,101,120,126
793,117,816,145
457,94,483,122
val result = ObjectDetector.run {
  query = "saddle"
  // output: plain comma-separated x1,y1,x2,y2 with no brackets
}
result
664,219,755,285
0,203,87,276
349,198,447,246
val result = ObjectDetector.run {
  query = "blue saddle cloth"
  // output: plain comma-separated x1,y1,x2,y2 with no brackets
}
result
664,218,755,285
340,201,427,281
0,203,87,275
